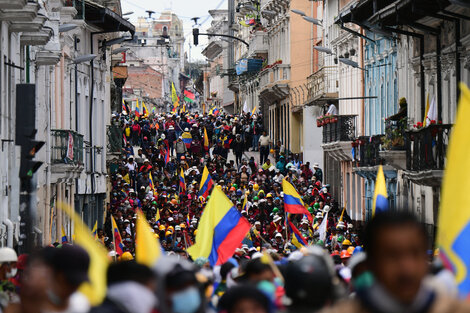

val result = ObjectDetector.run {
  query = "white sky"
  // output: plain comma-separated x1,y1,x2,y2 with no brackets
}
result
121,0,227,61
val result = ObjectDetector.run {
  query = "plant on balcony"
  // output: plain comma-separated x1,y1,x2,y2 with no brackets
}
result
412,121,423,129
383,117,407,150
317,116,323,127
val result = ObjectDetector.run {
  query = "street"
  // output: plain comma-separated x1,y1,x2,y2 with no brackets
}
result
0,0,469,312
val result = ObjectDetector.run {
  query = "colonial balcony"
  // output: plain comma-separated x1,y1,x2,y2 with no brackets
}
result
51,130,84,180
107,125,123,156
247,31,268,58
403,124,452,187
379,118,407,170
0,1,38,22
0,0,27,10
320,115,356,161
306,66,339,106
351,135,385,179
259,64,290,104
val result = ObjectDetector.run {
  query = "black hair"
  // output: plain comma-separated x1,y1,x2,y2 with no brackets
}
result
363,210,428,260
218,284,270,313
107,261,156,286
220,262,236,281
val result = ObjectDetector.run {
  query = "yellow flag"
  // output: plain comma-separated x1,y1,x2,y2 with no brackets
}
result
251,106,257,116
92,221,98,240
423,93,430,127
57,202,109,305
155,208,160,222
372,165,388,216
136,210,161,267
339,207,345,222
437,83,470,297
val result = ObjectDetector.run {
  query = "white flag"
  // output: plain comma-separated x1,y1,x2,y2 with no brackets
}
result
243,100,249,113
426,95,437,125
318,212,329,242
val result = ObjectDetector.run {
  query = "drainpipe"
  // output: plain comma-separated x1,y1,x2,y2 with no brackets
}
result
455,19,461,107
3,219,14,248
26,46,30,83
436,28,442,122
420,38,425,120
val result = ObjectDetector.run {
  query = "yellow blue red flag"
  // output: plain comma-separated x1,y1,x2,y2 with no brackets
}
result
61,226,68,243
179,168,186,194
187,187,250,266
282,179,312,222
182,131,192,148
111,215,124,256
203,127,209,152
136,210,161,267
198,166,214,198
438,83,470,298
372,165,388,216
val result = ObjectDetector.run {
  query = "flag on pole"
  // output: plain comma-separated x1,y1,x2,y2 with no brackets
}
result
92,221,98,240
184,90,195,102
288,220,307,249
425,95,437,126
111,215,124,256
135,99,141,117
149,172,155,191
282,179,313,222
57,202,109,306
438,83,470,298
179,168,186,194
243,100,249,114
187,187,250,266
136,210,162,267
122,99,127,113
61,226,68,244
171,82,179,104
142,101,149,117
318,212,329,242
251,106,257,116
203,127,209,151
372,165,388,216
199,166,214,198
155,208,160,223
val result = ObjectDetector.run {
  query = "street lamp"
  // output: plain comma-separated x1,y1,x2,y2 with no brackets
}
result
313,46,334,55
112,47,130,54
59,24,77,33
338,57,365,70
73,54,97,64
122,11,134,16
302,16,322,27
291,9,306,16
261,9,276,17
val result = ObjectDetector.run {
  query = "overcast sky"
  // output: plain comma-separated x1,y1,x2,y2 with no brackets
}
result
121,0,226,61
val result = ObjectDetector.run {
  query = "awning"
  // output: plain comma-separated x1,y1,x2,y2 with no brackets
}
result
75,0,135,35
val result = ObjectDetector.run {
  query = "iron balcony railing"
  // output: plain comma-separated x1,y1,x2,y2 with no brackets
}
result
51,130,84,165
322,115,356,144
107,125,123,154
307,66,338,101
405,124,452,171
355,135,383,167
382,118,407,151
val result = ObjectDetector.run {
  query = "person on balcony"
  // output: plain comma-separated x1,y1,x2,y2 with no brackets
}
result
326,103,338,116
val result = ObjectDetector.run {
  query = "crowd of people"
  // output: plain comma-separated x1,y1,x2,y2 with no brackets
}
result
0,110,468,313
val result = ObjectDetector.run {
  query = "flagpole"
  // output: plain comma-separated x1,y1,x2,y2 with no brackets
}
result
112,223,117,262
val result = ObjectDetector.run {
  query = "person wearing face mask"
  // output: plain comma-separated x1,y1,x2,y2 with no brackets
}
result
89,261,157,313
154,257,203,313
41,245,91,313
0,247,19,311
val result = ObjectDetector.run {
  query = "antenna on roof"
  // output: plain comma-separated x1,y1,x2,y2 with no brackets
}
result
146,10,155,19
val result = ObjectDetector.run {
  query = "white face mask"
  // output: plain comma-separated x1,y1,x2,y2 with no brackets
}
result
6,267,17,279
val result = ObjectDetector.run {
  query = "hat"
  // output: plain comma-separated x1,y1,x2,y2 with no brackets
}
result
144,159,149,163
48,245,90,285
254,221,261,226
124,219,130,223
315,212,323,219
0,247,17,263
273,215,282,223
169,126,174,130
184,128,189,132
275,233,282,238
175,226,181,231
313,163,319,168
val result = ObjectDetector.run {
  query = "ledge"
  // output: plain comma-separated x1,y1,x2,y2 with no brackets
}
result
402,170,443,187
321,141,352,162
35,50,62,65
0,2,38,21
379,149,406,170
21,28,53,45
0,0,27,10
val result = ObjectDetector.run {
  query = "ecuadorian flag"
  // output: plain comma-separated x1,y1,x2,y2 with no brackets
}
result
203,127,209,152
188,187,250,266
199,166,214,199
61,226,68,244
282,179,313,221
438,83,470,298
372,165,388,216
111,215,124,255
179,168,186,194
288,220,307,249
182,131,193,148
